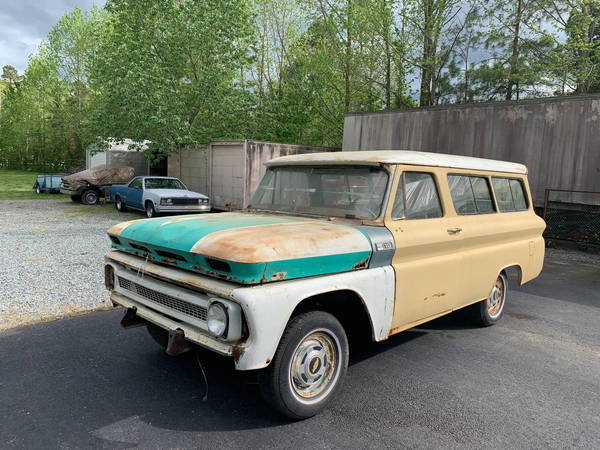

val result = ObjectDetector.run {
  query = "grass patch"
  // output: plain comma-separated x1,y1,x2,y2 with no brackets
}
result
0,169,68,200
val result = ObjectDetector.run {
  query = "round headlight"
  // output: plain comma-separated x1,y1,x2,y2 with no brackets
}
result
207,302,228,337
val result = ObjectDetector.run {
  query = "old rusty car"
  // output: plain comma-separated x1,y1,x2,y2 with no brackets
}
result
103,151,546,418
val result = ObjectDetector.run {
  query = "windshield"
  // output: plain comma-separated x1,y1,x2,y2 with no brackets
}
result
144,178,185,190
249,165,389,220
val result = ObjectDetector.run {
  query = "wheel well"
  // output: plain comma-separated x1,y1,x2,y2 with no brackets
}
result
501,265,523,285
290,290,374,348
145,199,153,207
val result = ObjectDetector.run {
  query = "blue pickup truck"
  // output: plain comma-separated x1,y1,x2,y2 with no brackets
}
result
109,176,211,218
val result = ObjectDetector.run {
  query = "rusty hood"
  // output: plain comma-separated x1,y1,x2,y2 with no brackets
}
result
107,212,373,284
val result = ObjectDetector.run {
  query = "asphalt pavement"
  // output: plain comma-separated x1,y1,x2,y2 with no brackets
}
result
1,253,599,449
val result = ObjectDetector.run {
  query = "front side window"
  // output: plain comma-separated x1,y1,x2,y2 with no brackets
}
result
492,177,528,212
392,172,443,220
249,165,389,220
129,178,143,189
448,175,495,215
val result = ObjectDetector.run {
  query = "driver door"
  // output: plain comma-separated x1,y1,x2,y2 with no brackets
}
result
127,178,144,209
385,167,463,333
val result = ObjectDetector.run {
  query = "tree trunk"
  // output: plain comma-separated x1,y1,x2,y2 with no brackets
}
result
420,0,436,106
345,0,353,112
506,0,523,101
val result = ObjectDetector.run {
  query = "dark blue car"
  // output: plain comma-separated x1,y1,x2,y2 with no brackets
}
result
33,174,66,194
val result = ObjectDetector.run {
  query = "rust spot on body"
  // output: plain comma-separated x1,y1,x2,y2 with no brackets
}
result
231,345,245,363
352,258,369,270
270,272,287,281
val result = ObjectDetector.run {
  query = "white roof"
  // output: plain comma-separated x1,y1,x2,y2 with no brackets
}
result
266,150,527,174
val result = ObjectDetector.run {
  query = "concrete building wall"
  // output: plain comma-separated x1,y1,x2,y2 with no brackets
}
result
343,96,600,206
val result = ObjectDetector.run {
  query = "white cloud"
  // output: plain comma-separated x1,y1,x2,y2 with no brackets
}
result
0,0,106,74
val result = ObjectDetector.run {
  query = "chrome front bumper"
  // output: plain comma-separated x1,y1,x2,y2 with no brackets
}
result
155,204,211,213
105,253,243,357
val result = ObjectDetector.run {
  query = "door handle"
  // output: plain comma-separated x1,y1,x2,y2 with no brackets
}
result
447,227,462,234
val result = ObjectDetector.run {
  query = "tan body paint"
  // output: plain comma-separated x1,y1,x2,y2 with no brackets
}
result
383,164,545,335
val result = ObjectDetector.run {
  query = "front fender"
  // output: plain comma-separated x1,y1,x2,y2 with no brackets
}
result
230,266,395,370
143,192,159,206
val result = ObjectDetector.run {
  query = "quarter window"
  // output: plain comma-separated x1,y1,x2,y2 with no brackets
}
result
448,175,495,214
492,177,528,212
392,172,443,220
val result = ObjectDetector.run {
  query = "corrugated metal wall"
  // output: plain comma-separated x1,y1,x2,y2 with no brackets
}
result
168,144,210,194
343,96,600,206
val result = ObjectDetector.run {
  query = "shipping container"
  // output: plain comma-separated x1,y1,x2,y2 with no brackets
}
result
168,140,338,210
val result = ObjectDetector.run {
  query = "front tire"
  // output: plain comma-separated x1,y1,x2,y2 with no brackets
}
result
36,186,42,194
259,311,349,419
146,201,156,218
470,272,508,326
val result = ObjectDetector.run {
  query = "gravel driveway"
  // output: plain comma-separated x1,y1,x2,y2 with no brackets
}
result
0,199,139,330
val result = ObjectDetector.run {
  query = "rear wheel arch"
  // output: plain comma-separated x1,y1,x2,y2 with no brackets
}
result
289,289,375,349
498,264,523,285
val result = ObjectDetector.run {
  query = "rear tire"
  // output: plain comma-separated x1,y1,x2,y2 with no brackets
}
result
81,189,99,205
258,311,349,419
470,272,508,327
115,196,127,212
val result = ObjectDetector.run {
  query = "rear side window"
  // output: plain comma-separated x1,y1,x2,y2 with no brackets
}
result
448,175,495,215
392,172,443,220
492,177,528,212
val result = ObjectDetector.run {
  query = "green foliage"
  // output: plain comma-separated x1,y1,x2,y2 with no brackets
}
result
0,7,105,171
90,0,255,157
3,0,600,168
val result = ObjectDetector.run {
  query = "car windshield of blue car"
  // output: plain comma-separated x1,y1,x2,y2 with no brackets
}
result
249,165,389,220
144,178,185,190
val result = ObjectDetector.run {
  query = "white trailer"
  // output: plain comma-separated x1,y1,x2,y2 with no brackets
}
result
168,140,337,210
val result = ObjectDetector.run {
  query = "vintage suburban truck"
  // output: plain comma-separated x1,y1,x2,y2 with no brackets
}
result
104,151,546,418
109,176,211,218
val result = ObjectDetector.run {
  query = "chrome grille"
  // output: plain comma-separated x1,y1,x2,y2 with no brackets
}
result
118,276,207,321
171,198,199,206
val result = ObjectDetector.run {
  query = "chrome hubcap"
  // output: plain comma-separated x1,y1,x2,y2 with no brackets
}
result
290,331,338,401
488,276,506,318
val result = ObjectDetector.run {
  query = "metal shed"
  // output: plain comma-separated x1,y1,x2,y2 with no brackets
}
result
343,95,600,207
86,139,152,176
168,140,338,210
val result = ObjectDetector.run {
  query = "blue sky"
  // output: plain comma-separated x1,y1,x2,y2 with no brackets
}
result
0,0,106,74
